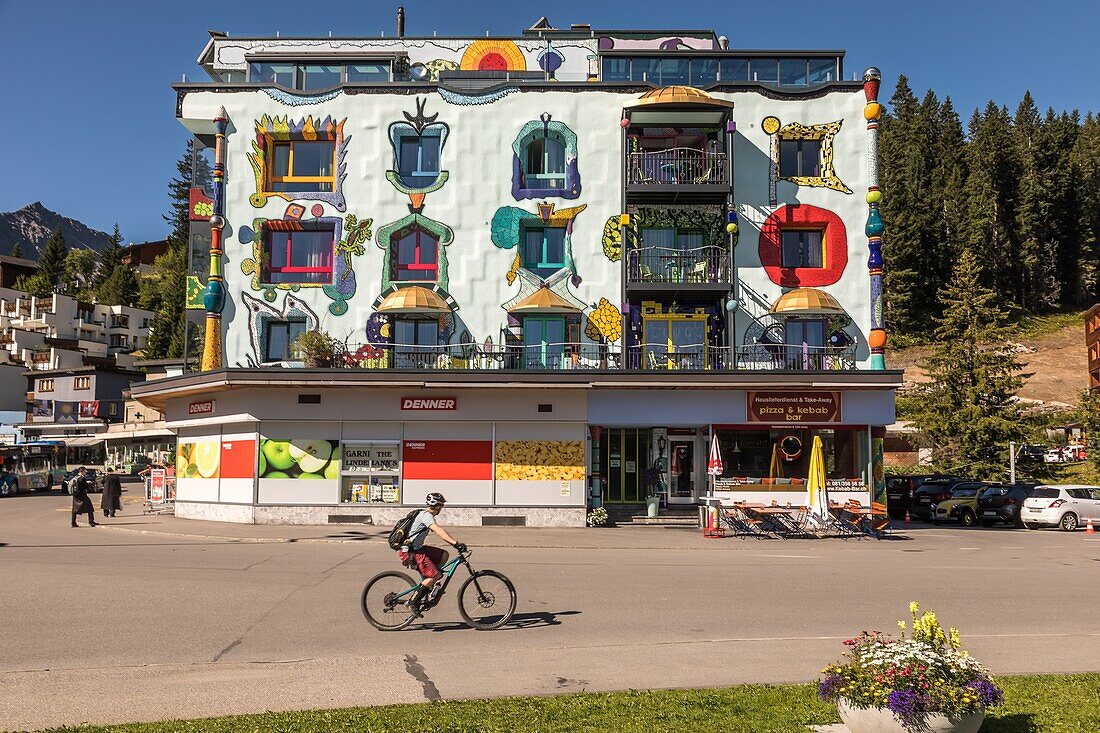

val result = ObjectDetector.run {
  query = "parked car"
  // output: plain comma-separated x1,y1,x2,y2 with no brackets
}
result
977,483,1035,527
885,475,961,519
909,477,970,521
1022,485,1100,531
1043,448,1065,464
62,468,101,493
931,482,989,526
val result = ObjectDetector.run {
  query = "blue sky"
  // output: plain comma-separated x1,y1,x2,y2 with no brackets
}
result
1,0,1096,244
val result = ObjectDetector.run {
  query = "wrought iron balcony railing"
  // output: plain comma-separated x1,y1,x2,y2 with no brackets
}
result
627,148,727,185
319,341,857,372
626,244,730,285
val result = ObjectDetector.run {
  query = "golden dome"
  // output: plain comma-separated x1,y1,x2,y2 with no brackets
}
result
376,286,451,314
624,86,734,109
769,288,846,315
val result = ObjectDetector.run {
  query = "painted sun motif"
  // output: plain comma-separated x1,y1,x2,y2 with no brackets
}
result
460,40,526,72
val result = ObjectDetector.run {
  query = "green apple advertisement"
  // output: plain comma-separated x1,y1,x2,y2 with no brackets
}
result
259,438,340,480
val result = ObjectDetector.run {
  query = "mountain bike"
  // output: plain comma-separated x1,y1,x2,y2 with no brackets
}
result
361,548,516,631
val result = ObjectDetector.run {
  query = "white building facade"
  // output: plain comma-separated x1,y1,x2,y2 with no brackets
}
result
136,22,899,526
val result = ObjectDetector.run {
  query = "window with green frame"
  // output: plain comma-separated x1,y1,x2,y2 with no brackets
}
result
522,226,567,278
522,316,566,369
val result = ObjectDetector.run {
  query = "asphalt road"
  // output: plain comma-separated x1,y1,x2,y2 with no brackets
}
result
2,490,1100,731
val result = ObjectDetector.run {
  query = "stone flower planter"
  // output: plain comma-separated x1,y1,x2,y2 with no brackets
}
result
838,699,984,733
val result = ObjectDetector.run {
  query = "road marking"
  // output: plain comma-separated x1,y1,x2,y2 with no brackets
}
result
958,547,980,550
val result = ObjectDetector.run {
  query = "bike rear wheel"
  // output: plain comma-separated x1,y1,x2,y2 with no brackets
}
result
457,570,516,630
362,571,419,631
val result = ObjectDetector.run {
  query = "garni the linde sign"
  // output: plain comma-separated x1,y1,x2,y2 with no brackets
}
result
747,391,841,423
401,397,457,411
188,400,215,415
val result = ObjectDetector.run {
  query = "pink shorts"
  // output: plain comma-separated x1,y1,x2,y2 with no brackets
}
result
398,545,446,579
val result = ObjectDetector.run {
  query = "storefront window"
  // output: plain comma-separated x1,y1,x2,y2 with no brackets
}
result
711,427,868,495
340,442,400,503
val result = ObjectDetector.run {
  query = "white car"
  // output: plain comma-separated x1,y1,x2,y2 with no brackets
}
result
1021,485,1100,531
1043,449,1064,464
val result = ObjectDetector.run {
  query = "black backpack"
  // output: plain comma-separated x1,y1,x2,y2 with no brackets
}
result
387,509,423,550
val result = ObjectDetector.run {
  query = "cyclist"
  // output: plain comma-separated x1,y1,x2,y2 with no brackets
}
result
398,492,466,615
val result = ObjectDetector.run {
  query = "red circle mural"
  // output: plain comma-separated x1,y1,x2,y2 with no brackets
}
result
479,53,508,71
758,204,848,287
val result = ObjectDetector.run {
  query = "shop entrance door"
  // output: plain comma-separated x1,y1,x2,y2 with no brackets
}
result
668,436,697,504
601,428,648,504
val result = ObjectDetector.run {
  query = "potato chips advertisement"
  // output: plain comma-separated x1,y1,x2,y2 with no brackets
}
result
258,438,340,480
177,440,221,479
494,441,585,481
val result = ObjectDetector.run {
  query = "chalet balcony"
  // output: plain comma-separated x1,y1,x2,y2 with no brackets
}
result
626,244,730,289
323,341,858,372
625,148,728,203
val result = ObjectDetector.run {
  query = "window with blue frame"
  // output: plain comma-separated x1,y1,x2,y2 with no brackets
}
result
522,227,567,278
524,135,567,190
751,58,779,83
397,135,441,189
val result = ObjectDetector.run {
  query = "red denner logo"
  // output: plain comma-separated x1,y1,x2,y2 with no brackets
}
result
401,397,457,411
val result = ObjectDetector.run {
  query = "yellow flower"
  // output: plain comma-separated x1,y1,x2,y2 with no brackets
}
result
909,601,920,614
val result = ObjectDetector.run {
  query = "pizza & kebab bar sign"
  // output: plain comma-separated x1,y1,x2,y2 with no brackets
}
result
747,391,841,423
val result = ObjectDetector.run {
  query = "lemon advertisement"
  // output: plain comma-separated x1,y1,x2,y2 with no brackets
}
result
259,438,340,480
177,441,221,479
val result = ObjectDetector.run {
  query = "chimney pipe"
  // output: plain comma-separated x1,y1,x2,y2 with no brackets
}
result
396,6,405,38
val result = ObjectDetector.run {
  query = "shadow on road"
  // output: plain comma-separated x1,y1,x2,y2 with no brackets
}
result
417,610,582,633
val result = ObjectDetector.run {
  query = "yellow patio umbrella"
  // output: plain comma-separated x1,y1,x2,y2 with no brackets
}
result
806,435,828,523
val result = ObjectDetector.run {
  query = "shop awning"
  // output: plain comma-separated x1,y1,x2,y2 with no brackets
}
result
507,288,582,314
65,436,106,447
376,286,451,315
769,288,846,316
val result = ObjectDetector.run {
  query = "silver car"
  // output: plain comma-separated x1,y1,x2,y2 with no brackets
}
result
1021,485,1100,531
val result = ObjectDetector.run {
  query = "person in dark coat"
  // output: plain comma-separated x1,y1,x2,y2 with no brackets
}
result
70,467,96,528
101,468,122,517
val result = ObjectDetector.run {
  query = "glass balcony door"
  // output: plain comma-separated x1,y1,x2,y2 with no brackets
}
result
522,316,565,369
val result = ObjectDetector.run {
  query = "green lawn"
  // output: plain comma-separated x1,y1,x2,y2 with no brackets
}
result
32,675,1100,733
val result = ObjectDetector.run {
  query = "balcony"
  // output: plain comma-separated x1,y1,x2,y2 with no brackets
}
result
324,341,858,372
626,147,728,203
626,244,730,290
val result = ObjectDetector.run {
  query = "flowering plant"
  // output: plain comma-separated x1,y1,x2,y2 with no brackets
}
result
586,507,609,527
817,603,1003,731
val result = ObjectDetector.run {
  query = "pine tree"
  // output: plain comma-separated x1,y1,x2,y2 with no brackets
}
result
931,96,967,284
910,250,1029,479
10,242,23,259
97,263,141,307
38,228,67,289
141,142,193,359
1071,113,1100,303
962,103,1019,297
94,224,124,291
880,77,933,335
1013,91,1058,310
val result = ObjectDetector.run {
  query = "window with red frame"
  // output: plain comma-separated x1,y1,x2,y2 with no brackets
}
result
393,226,439,282
263,228,334,285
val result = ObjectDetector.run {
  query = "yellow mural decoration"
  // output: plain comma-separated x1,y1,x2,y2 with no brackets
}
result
584,298,622,343
460,40,526,72
495,441,585,481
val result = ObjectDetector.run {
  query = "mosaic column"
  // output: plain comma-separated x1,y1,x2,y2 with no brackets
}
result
200,106,228,371
863,68,886,370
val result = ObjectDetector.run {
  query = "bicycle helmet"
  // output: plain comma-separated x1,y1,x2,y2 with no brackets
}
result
425,492,447,507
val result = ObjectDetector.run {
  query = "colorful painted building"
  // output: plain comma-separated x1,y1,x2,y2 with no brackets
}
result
134,18,901,526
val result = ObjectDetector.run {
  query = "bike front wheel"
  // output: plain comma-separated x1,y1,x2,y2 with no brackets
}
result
457,570,516,630
362,571,419,631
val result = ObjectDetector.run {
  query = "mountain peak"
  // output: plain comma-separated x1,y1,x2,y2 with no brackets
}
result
0,203,113,259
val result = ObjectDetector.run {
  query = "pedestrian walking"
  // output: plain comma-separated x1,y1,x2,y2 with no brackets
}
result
70,467,96,528
101,468,122,518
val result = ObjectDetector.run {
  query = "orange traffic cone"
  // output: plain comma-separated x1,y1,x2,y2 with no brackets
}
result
905,509,911,524
1087,517,1096,535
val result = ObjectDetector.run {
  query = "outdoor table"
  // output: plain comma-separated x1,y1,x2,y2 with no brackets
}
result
745,505,806,536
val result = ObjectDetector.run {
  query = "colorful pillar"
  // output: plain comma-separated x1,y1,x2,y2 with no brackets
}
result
200,107,228,371
863,68,886,370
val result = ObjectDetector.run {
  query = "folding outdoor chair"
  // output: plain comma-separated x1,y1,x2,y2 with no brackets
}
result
721,504,771,539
